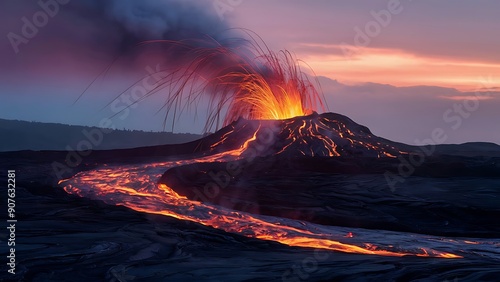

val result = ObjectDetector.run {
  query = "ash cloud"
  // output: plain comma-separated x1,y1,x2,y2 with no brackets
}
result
93,0,235,54
1,0,236,70
105,0,228,41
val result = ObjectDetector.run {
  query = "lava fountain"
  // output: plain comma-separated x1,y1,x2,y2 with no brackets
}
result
58,36,488,259
140,34,326,131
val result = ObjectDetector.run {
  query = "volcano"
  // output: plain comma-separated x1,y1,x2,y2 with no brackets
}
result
197,112,410,158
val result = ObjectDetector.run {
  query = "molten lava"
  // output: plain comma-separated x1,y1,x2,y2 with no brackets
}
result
60,156,461,259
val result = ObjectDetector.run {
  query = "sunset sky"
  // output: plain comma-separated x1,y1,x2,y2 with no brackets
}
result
1,0,499,144
233,0,500,91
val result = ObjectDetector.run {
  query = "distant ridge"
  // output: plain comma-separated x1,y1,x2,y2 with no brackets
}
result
0,118,202,152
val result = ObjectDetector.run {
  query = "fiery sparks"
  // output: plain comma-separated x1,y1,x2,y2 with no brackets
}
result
145,34,325,131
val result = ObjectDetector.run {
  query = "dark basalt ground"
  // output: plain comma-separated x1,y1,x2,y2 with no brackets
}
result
2,112,500,281
160,154,500,238
1,146,499,281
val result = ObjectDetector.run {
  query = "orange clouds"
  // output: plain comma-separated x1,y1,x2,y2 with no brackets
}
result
295,44,500,91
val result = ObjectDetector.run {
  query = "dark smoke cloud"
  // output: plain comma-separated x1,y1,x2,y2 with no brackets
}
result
105,0,228,41
80,0,234,53
1,0,237,71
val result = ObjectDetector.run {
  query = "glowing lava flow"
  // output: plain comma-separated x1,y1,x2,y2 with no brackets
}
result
59,136,466,259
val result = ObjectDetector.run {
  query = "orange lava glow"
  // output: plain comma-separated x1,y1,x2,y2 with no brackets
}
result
227,73,309,120
220,50,324,122
61,170,461,258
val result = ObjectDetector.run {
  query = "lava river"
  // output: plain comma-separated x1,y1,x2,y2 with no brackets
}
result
58,141,500,260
